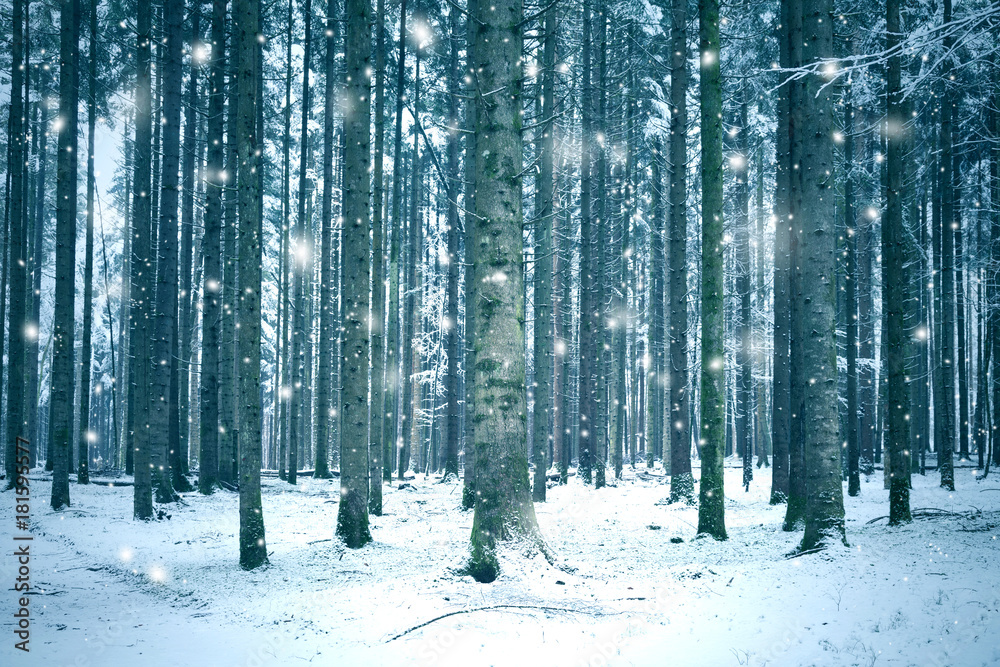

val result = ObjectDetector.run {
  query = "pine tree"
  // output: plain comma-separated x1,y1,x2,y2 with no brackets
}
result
235,0,268,569
335,0,373,549
695,0,726,540
464,0,546,582
49,0,80,510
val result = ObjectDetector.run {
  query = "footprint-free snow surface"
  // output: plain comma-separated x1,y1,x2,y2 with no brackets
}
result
3,464,999,666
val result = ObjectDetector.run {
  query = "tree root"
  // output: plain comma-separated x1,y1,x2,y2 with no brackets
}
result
386,604,618,642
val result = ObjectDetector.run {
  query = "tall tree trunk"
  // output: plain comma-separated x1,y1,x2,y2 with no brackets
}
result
235,0,268,569
884,0,911,523
316,0,338,480
176,7,201,487
464,0,545,582
442,3,463,484
769,0,791,504
736,95,752,492
49,0,80,510
696,0,726,540
531,4,556,500
79,0,99,485
369,0,386,511
649,138,665,482
131,0,154,518
845,92,860,497
576,0,595,485
199,0,228,494
335,0,373,549
3,0,26,490
798,0,846,551
668,0,693,503
938,0,956,491
148,0,184,505
461,0,478,507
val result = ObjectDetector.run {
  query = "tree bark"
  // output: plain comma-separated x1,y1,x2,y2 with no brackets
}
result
335,0,373,549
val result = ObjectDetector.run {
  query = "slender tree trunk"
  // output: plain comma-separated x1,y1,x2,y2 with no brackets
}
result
3,0,26,490
884,0,911,523
316,0,338,480
79,0,100,485
650,138,665,482
370,0,386,511
736,95,752,492
668,0,693,502
461,0,478,507
49,0,80,510
176,8,201,487
576,0,595,485
335,0,373,549
199,0,227,494
131,0,154,517
845,92,860,497
938,0,956,491
531,5,556,500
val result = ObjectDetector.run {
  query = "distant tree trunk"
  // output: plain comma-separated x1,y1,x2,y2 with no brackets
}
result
148,0,184,504
938,0,956,492
235,0,268,569
50,0,80,510
335,0,373,549
593,0,609,491
79,0,100,486
131,0,154,518
991,51,1000,470
276,0,293,481
443,3,463,484
845,93,860,497
884,0,911,524
464,0,545,582
576,0,596,486
461,0,478,507
370,0,386,511
316,0,337,481
385,0,408,484
218,49,240,488
736,95,752,492
3,0,27,490
649,138,666,481
696,0,726,540
667,0,693,503
199,0,227,494
798,0,846,551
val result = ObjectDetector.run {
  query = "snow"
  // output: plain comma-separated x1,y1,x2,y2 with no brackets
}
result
3,464,1000,666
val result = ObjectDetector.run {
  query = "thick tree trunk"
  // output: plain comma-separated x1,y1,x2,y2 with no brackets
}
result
798,0,846,551
335,0,373,549
464,0,545,582
50,0,80,510
148,0,184,505
235,0,268,569
696,0,726,540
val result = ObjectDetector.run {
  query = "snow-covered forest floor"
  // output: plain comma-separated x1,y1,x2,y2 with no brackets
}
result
3,463,1000,666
